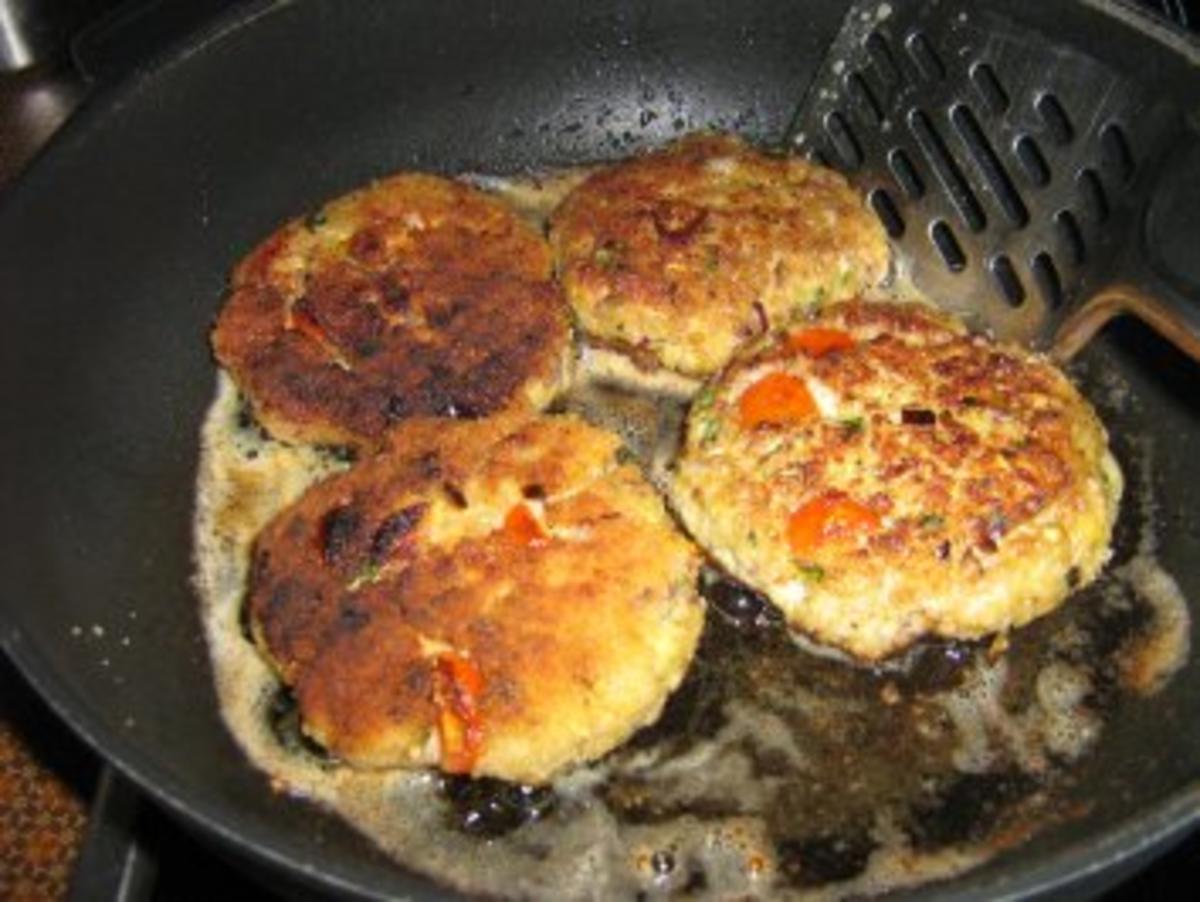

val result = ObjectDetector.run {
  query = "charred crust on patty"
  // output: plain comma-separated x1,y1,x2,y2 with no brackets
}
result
246,415,704,783
212,174,572,448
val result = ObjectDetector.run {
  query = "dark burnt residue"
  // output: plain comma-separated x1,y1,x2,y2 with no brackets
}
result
237,590,256,643
266,687,333,763
699,567,785,631
583,550,1133,889
439,776,557,838
235,396,271,442
602,778,747,826
368,503,426,564
318,504,362,565
776,829,878,887
901,407,937,426
315,443,358,464
681,865,709,894
907,771,1040,850
1056,581,1152,715
891,639,980,695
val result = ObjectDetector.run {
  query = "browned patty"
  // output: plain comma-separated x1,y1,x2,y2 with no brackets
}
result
671,300,1122,660
247,414,703,783
212,174,572,447
550,133,889,376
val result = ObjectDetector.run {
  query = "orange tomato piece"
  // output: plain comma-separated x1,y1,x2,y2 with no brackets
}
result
738,372,818,428
787,327,855,358
433,652,485,773
503,503,549,546
787,494,881,555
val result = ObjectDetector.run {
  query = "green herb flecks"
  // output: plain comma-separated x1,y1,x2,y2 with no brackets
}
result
693,384,717,412
615,445,638,466
796,563,826,583
593,242,623,271
699,416,721,447
918,513,946,531
840,416,865,435
347,561,381,592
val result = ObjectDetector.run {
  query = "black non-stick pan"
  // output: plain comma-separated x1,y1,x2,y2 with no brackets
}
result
1,0,1198,897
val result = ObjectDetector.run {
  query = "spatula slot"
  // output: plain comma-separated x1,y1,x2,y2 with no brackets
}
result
969,62,1009,117
888,147,925,200
824,110,864,169
864,32,903,88
910,108,987,233
1031,252,1065,309
950,104,1029,227
870,188,905,239
931,220,967,272
906,31,946,82
990,253,1025,307
1077,168,1110,223
847,72,884,126
1036,93,1075,145
1015,136,1051,188
1054,210,1087,267
1099,122,1136,185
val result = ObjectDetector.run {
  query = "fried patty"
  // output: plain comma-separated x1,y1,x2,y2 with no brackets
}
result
549,133,889,377
248,414,704,784
671,300,1122,660
213,173,572,447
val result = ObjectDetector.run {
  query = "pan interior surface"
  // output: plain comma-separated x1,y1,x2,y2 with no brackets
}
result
0,0,1197,897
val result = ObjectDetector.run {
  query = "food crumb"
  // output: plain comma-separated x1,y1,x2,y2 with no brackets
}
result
987,634,1010,659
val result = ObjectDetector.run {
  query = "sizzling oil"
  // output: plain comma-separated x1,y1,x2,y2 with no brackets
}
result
192,170,1192,899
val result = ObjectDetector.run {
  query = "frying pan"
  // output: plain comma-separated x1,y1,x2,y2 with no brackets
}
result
1,0,1198,897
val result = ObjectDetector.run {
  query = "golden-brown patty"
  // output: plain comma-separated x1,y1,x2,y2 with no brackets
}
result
671,300,1122,660
213,174,572,447
248,413,704,784
549,133,889,377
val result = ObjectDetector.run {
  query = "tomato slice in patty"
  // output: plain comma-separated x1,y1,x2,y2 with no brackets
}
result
433,652,485,773
787,494,881,554
738,372,818,428
787,327,855,358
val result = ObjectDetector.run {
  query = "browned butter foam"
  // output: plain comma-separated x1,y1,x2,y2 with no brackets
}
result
193,170,1190,899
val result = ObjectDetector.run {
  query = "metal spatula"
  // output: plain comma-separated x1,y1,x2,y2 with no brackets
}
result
788,0,1200,361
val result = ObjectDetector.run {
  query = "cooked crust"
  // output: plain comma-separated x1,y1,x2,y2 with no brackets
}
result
248,414,704,783
671,300,1122,660
549,133,889,377
213,174,572,447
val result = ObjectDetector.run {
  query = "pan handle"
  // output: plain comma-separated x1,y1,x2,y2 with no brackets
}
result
1051,137,1200,363
67,765,156,902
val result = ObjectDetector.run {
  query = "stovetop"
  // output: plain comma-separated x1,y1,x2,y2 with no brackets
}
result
2,1,1198,899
